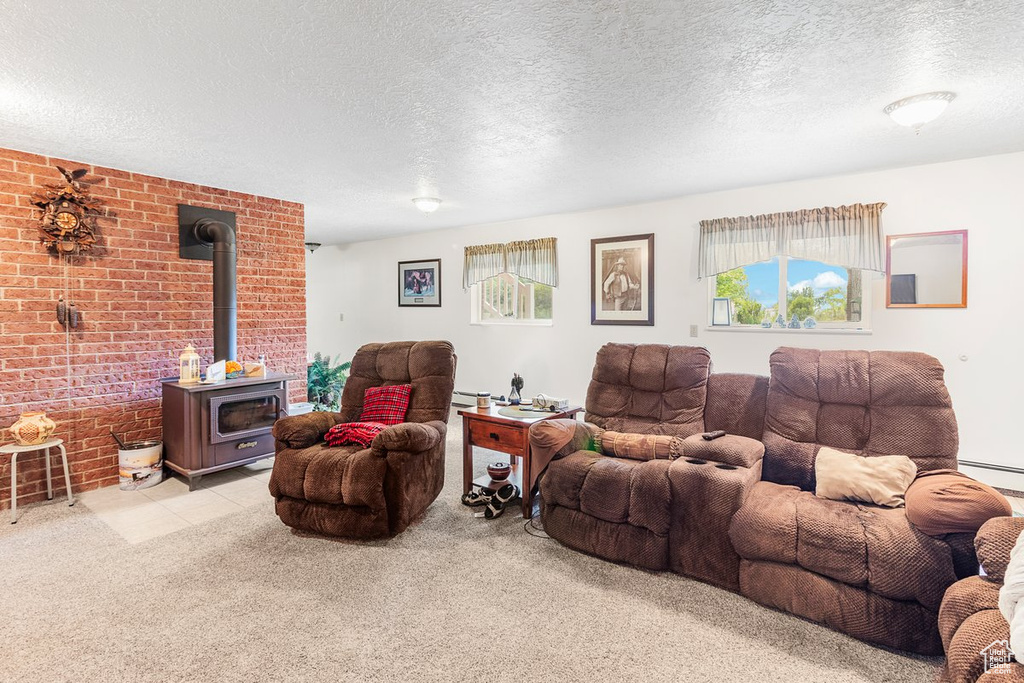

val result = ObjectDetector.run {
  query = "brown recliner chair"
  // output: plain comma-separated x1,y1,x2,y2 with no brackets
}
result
728,347,976,655
269,340,456,539
538,342,768,589
939,516,1024,683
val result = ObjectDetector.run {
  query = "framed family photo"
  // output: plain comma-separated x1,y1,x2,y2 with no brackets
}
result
591,233,654,325
398,259,441,307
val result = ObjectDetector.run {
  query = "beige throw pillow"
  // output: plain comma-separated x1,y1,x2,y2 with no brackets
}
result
814,446,918,508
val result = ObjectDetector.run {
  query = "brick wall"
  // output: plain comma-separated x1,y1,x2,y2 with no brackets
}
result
0,147,306,509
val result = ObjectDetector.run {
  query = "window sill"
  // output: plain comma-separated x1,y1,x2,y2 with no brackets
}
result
471,319,554,327
704,325,871,335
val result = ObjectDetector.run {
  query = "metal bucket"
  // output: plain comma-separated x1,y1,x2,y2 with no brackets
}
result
118,440,164,490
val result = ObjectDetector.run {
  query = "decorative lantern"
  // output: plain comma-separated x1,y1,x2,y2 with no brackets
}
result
179,344,201,384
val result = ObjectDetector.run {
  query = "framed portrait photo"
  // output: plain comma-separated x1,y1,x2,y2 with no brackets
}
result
398,259,441,307
591,233,654,325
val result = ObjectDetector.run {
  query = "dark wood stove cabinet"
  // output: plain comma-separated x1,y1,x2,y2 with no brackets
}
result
161,373,293,490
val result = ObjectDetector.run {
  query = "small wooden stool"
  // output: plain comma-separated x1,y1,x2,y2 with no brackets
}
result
1,438,74,523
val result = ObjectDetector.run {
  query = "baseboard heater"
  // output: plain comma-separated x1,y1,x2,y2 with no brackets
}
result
959,459,1024,496
959,460,1024,476
452,390,477,407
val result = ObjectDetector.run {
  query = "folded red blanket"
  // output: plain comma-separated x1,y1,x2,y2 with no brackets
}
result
324,421,387,448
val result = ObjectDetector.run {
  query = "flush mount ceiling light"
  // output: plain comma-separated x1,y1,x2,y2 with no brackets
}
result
412,197,442,214
304,242,321,253
884,91,956,129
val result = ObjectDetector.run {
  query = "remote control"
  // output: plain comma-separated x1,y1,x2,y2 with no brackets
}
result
702,430,726,440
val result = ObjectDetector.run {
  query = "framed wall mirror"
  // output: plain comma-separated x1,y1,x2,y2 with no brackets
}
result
886,230,967,308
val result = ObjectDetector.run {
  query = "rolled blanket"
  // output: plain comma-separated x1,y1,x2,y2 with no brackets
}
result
999,528,1024,657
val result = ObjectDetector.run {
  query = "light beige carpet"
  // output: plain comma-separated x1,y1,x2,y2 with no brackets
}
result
0,411,940,682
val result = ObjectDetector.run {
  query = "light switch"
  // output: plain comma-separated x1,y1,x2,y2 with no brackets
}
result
689,324,698,337
339,313,344,322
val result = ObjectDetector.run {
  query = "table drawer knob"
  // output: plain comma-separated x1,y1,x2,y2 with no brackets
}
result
489,432,500,440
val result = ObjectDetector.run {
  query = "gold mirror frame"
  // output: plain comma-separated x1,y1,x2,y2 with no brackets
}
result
885,229,968,308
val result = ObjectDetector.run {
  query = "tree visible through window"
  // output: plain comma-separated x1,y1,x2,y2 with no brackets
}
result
715,258,864,326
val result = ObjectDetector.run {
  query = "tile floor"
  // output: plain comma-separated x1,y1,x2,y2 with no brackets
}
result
77,458,274,543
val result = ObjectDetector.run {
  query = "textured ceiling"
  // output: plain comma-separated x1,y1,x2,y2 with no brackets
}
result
2,0,1023,243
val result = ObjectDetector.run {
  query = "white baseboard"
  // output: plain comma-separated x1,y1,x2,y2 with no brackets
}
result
960,462,1024,495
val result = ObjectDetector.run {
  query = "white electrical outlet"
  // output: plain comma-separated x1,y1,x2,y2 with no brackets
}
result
689,324,698,337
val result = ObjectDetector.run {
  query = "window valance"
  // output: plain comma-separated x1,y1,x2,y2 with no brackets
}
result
698,203,887,279
463,237,558,288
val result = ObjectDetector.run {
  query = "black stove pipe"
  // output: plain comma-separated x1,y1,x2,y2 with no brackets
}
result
193,218,236,362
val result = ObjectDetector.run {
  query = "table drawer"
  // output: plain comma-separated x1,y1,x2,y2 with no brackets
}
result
468,420,526,456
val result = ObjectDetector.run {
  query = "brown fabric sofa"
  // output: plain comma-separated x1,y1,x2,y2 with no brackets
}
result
939,516,1024,683
728,347,973,655
269,340,456,539
538,342,768,589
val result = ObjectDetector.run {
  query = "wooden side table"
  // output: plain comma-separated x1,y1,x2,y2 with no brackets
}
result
459,405,582,519
0,438,75,524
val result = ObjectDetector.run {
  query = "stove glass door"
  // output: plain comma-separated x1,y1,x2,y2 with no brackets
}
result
209,390,281,444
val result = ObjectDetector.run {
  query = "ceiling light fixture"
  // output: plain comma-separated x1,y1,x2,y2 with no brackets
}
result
412,197,442,214
884,91,956,130
304,242,321,253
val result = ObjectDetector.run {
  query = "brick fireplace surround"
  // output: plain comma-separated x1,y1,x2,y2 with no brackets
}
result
0,147,307,510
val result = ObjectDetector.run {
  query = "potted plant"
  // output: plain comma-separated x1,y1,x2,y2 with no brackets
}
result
306,353,351,412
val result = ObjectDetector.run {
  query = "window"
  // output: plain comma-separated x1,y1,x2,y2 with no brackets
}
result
471,273,552,324
699,202,884,330
712,257,868,328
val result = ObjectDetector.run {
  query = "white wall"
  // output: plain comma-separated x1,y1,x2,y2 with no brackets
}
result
307,152,1024,482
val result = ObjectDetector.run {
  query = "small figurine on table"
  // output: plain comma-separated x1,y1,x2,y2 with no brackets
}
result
510,373,524,405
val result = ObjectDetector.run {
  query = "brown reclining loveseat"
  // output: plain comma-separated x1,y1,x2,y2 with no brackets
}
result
534,343,980,655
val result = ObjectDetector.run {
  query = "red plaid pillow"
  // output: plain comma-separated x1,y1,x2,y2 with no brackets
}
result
324,422,387,448
359,384,412,426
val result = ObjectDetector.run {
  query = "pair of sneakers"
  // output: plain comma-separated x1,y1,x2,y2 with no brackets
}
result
460,483,519,519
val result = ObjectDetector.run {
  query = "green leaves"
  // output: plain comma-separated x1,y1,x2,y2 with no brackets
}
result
307,352,351,412
716,268,764,324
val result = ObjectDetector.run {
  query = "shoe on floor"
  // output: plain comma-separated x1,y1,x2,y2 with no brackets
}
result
461,490,491,507
484,484,519,520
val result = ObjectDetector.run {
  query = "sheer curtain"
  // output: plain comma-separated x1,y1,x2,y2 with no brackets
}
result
464,237,558,288
698,203,887,278
463,243,506,288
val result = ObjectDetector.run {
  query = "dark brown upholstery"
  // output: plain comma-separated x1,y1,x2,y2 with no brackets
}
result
269,340,456,539
976,516,1024,581
540,343,767,584
732,347,966,655
542,451,672,570
938,517,1024,683
585,343,711,436
704,372,769,439
731,481,957,609
763,347,958,491
739,559,945,654
669,457,762,590
540,343,977,657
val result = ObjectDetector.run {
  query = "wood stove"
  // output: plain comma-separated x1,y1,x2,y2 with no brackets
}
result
161,373,291,490
163,205,295,489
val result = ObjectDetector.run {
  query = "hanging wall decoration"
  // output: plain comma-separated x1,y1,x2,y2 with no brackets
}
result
32,166,102,254
31,166,106,328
